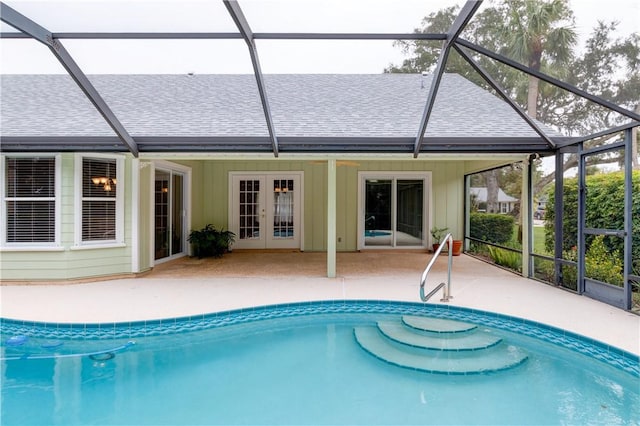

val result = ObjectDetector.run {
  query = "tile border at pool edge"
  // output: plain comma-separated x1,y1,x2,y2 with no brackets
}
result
1,299,638,377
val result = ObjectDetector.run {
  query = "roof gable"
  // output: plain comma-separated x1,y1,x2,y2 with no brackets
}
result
470,187,519,203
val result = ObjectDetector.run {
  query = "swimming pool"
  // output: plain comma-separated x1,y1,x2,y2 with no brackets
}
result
1,301,638,425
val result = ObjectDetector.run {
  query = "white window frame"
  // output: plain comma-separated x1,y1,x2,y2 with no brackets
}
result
357,171,432,250
0,153,62,251
73,153,125,249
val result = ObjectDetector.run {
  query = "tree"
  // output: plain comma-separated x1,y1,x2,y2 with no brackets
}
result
497,0,576,119
485,169,500,213
387,1,639,192
385,5,523,96
533,23,640,195
386,1,576,118
387,1,571,206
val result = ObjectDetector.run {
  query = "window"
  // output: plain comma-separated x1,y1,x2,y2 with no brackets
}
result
2,155,59,246
76,155,124,246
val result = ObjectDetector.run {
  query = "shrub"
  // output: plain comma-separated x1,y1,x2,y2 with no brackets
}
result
532,256,555,282
584,235,624,286
188,224,236,258
545,171,639,270
561,246,578,289
487,245,522,272
470,213,514,244
560,236,624,288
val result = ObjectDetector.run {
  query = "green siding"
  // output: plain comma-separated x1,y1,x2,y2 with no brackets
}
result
173,157,522,255
138,161,153,273
183,159,475,252
185,160,323,251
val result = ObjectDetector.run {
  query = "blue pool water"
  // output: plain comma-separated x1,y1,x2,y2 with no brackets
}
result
1,301,638,425
365,230,391,237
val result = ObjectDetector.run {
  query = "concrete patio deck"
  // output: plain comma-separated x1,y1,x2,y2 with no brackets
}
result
1,252,639,355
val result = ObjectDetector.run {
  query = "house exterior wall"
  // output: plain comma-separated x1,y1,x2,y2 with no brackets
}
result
181,159,478,252
1,153,135,281
1,155,521,281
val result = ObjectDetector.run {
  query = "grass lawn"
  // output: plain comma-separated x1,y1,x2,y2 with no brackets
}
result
532,226,548,254
509,224,549,255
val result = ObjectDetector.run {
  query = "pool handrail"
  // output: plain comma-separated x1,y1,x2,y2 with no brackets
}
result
420,233,453,302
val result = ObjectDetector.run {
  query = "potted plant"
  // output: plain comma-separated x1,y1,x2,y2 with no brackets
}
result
188,224,236,258
430,227,449,252
430,227,463,256
450,239,463,256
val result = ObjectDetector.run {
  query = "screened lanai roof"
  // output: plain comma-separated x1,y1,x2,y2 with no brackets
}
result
0,73,563,153
1,0,638,157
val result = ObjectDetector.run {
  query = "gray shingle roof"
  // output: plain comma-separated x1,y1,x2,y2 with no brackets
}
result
1,73,560,140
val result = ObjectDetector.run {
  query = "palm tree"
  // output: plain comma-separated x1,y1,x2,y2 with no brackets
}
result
499,0,577,119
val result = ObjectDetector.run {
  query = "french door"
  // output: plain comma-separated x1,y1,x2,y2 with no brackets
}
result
229,173,302,249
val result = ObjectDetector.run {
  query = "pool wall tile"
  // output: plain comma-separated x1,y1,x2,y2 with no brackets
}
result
2,300,638,376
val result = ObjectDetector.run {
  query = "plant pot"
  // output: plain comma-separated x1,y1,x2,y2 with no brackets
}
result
450,240,463,256
434,241,462,255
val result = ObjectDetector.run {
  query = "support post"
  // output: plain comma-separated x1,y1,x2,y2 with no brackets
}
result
577,143,586,294
327,159,337,278
623,128,633,310
223,0,279,157
131,158,140,273
554,152,564,285
521,158,530,277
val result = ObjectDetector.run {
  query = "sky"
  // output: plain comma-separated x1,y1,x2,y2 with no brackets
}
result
0,0,638,74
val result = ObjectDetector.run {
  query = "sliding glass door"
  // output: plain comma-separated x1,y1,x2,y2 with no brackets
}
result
360,173,429,249
155,168,186,261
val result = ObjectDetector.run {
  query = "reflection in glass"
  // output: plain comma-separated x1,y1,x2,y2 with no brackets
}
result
273,179,294,239
396,180,423,246
155,170,185,260
364,179,392,247
171,174,184,256
155,170,170,260
239,179,260,240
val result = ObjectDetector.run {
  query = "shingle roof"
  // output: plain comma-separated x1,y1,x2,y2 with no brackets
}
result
0,73,562,153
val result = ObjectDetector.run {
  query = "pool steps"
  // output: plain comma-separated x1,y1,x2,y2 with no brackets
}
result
354,315,528,374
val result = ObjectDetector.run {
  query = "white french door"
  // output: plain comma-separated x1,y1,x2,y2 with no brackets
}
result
229,173,302,249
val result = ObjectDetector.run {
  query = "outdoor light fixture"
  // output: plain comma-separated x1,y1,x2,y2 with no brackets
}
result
92,176,116,191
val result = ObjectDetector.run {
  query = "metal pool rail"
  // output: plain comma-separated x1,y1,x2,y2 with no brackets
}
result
420,233,453,302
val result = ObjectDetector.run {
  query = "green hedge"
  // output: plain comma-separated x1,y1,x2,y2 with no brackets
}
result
469,213,514,244
545,171,639,274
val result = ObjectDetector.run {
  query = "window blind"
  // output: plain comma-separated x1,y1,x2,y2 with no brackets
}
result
82,158,117,241
4,157,56,243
